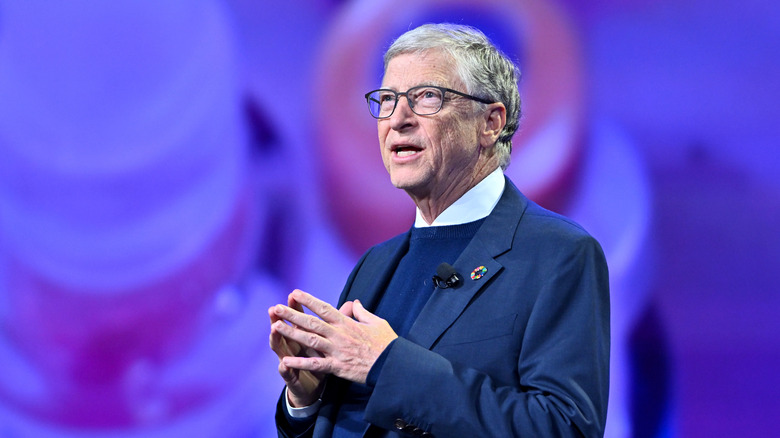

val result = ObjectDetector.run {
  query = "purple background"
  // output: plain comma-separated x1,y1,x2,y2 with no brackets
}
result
0,0,778,437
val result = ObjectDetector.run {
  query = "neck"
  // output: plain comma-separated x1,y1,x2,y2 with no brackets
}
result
410,162,498,225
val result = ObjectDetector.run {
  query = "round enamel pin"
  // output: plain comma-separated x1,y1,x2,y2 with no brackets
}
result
470,266,487,280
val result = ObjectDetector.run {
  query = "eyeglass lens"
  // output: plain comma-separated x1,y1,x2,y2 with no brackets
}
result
367,87,443,118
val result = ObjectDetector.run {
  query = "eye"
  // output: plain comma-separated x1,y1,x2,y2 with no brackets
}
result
378,92,396,103
412,87,440,102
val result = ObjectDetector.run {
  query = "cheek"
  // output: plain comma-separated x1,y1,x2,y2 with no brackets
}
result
418,122,440,153
451,117,479,150
436,121,468,155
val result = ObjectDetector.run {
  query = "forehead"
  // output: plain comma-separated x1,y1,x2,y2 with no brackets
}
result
382,50,462,89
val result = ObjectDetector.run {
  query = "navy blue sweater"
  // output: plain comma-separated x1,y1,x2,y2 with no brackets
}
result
332,219,485,438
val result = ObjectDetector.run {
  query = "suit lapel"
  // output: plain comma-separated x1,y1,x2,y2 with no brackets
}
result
406,179,527,349
341,231,411,312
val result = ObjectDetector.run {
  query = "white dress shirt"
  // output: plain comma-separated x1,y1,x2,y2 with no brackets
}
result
414,167,505,227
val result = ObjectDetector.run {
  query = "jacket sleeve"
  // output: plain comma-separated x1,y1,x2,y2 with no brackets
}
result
274,392,316,438
362,235,610,437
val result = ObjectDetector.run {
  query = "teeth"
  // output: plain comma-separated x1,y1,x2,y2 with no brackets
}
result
396,150,419,157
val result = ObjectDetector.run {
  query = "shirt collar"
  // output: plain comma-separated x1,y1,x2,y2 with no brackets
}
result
414,168,505,228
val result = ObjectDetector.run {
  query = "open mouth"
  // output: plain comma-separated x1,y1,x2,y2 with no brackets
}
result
393,145,422,157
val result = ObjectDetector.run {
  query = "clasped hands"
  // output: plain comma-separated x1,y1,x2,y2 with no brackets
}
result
269,289,398,407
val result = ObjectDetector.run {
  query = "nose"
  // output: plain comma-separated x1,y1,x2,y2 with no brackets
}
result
388,94,416,131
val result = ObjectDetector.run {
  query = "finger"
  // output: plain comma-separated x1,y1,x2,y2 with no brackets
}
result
304,346,324,359
290,290,344,324
278,360,304,386
286,293,307,331
270,310,307,355
271,305,300,338
339,301,354,318
288,290,305,313
282,355,331,375
351,299,381,324
270,324,297,360
269,305,283,324
273,320,333,354
273,304,334,337
269,331,289,360
278,360,292,379
269,307,287,356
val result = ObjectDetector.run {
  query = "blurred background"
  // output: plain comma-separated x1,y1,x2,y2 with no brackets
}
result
0,0,777,437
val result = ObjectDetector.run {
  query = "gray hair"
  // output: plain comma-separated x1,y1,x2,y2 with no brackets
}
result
384,23,521,170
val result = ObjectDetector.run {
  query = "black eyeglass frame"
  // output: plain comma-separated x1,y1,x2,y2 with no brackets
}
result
364,85,496,119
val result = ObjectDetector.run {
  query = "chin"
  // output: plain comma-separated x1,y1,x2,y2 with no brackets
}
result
390,179,413,190
389,173,421,190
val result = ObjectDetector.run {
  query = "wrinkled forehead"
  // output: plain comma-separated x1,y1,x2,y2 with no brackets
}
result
381,49,463,89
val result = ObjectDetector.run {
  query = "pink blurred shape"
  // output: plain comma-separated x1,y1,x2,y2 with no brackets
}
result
0,1,275,435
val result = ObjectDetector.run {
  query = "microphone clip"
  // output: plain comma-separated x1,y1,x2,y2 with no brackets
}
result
433,262,462,289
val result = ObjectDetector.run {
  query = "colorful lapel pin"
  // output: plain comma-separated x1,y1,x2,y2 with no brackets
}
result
470,266,487,280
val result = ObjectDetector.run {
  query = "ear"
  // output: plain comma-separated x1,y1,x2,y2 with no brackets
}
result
479,102,507,149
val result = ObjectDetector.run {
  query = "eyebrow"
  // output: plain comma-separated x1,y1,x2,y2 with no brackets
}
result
378,83,448,91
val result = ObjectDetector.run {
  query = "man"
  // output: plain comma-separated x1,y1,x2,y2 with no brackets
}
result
269,23,610,437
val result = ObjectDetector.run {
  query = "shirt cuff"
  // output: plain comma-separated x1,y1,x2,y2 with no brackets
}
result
284,388,322,419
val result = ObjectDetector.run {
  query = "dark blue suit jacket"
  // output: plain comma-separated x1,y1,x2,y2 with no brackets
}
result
276,179,610,437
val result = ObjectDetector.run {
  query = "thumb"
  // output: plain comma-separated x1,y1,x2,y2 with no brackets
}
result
352,299,379,323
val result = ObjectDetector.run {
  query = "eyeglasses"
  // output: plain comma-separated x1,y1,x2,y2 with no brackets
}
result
364,85,495,119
